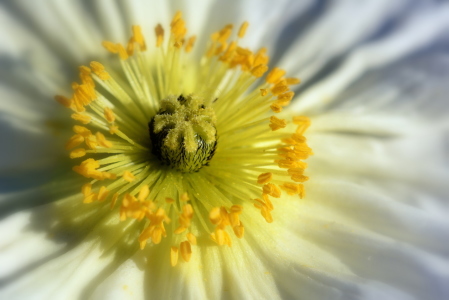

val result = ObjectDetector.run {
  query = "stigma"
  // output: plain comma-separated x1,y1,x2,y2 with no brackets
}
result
56,12,312,266
149,94,217,172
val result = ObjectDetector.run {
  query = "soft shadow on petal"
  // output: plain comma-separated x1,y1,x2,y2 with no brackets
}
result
286,2,449,113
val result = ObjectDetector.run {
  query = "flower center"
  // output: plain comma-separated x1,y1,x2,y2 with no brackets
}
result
149,94,217,172
55,11,313,267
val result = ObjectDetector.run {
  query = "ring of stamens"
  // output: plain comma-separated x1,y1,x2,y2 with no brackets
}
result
56,12,312,267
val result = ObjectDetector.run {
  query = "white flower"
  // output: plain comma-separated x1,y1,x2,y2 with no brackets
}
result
1,1,449,300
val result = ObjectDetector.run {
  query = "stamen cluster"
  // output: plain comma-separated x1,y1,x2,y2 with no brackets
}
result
55,12,312,266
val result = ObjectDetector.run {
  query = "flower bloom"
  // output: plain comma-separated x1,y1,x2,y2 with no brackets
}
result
1,1,449,300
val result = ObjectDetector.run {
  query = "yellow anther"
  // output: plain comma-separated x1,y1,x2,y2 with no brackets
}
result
214,41,228,55
251,64,268,78
206,43,216,58
103,107,115,123
238,21,249,38
85,134,98,149
73,125,91,136
217,24,233,44
170,246,179,267
285,77,301,85
229,212,241,227
102,41,119,53
211,228,232,247
187,233,197,245
260,206,273,223
230,205,243,213
175,204,194,234
180,241,192,262
173,40,183,49
278,159,304,169
65,134,84,150
270,103,282,113
233,224,244,238
79,65,91,75
209,207,222,225
73,158,111,180
90,61,110,80
55,95,72,108
236,47,252,56
291,174,309,183
98,186,109,202
185,36,196,53
123,170,136,182
126,37,135,56
81,183,92,197
96,132,112,148
262,193,274,211
291,133,307,143
257,172,273,184
71,113,91,124
138,185,150,201
180,192,190,202
293,116,311,134
79,70,94,87
254,47,269,66
271,82,289,95
171,13,187,42
277,91,295,105
262,183,281,198
280,182,302,196
132,25,146,51
83,193,97,204
266,67,286,84
155,24,164,47
260,89,268,96
109,125,119,135
70,148,86,159
165,197,175,204
219,207,231,226
219,41,237,62
182,204,194,218
117,44,129,60
269,116,287,131
152,227,164,244
171,11,182,25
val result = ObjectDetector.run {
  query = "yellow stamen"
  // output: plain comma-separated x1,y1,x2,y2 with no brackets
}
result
65,134,84,150
185,36,196,53
251,64,268,78
96,132,112,148
187,232,197,245
103,107,116,123
122,170,136,182
132,25,147,51
269,116,287,131
70,148,86,159
71,113,91,124
262,183,281,198
90,61,111,80
155,24,164,47
170,246,179,267
238,21,249,38
266,67,286,84
180,241,192,262
98,186,109,202
257,172,273,184
60,12,312,267
55,95,72,108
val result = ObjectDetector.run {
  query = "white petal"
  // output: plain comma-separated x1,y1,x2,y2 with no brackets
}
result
288,3,449,113
88,255,145,300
